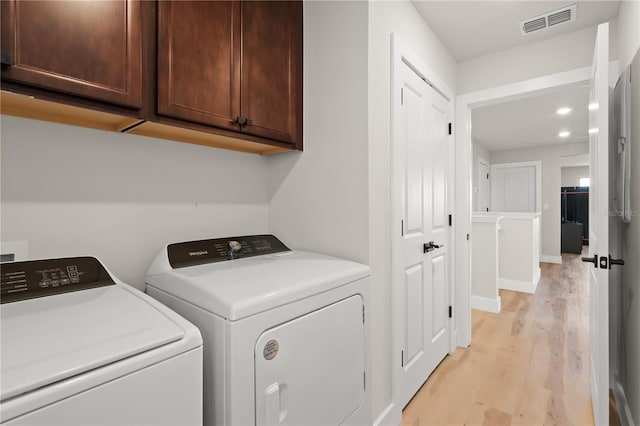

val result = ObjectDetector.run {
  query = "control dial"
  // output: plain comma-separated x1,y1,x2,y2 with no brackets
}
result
228,241,242,259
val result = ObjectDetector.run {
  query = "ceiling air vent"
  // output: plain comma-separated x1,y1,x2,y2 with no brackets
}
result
519,4,577,35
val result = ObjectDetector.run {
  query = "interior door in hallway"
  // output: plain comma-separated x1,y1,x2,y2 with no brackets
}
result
394,61,451,408
585,22,610,426
477,159,490,212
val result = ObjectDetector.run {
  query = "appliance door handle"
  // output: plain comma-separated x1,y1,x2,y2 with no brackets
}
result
264,383,281,425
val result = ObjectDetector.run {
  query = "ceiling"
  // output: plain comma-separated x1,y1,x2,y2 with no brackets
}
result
471,83,590,151
412,1,621,62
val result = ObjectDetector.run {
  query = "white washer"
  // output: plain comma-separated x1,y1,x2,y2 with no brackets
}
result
146,235,371,426
0,256,203,426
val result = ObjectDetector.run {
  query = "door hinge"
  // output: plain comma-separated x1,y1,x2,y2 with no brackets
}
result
448,122,452,135
486,173,489,179
467,233,470,241
364,371,366,390
401,350,404,367
362,305,365,323
448,214,452,226
401,88,404,105
401,220,404,236
448,306,452,318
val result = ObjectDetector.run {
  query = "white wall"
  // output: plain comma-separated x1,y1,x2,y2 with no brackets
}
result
268,1,369,264
490,142,589,261
619,47,640,426
458,25,610,94
561,165,590,187
472,140,490,211
0,115,269,289
367,1,458,421
616,1,640,421
617,0,640,69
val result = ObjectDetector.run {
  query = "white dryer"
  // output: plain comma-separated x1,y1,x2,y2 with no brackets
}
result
0,256,203,425
146,235,371,426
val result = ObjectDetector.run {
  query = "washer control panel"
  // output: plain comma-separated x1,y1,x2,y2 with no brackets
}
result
167,234,290,269
1,257,114,304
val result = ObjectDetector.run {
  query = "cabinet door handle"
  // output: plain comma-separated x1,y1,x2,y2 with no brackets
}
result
234,116,246,126
245,118,252,126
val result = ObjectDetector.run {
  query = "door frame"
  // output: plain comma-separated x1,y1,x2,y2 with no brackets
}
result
455,66,592,347
390,33,455,415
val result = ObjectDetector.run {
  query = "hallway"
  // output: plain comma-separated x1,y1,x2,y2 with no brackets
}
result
401,253,592,425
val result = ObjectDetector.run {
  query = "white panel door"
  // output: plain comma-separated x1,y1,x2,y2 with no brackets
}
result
254,295,364,426
491,165,536,212
394,61,451,408
584,22,610,426
477,160,490,212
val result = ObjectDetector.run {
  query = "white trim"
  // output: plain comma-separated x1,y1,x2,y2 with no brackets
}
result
471,295,501,313
372,403,401,426
499,267,541,294
613,374,636,426
490,160,542,213
455,65,592,349
540,254,563,264
472,213,502,224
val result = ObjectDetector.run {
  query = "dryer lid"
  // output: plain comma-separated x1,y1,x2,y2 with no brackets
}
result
0,285,184,401
147,251,371,320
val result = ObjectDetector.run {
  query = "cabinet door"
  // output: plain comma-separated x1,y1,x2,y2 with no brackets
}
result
1,0,142,109
240,1,302,146
157,1,241,131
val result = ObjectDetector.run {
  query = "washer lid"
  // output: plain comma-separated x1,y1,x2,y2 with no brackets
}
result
0,285,184,401
148,251,370,320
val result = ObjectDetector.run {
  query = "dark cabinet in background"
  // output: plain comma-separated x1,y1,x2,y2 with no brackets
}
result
561,186,589,252
1,0,143,110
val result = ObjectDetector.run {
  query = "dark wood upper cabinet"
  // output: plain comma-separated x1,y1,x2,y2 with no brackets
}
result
156,0,302,148
1,0,143,109
1,0,302,154
157,1,240,131
240,1,302,146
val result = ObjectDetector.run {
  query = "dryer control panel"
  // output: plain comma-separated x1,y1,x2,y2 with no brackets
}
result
1,257,114,304
167,234,290,269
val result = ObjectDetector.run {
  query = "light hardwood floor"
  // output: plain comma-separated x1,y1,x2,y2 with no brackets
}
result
401,252,593,426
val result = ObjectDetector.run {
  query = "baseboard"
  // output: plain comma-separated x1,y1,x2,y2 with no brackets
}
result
373,402,401,426
540,254,562,264
613,374,636,426
499,269,540,294
471,295,501,313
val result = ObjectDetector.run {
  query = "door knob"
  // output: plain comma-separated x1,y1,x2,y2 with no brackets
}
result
609,255,625,268
423,241,442,253
581,254,598,266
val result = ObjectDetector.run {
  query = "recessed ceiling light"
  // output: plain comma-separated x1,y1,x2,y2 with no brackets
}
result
558,131,571,138
588,102,599,110
556,107,573,115
589,127,599,134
